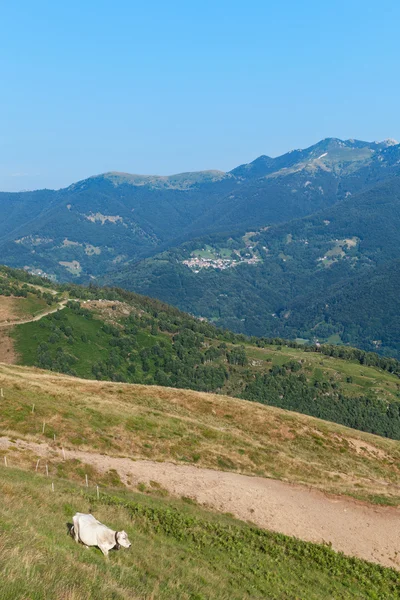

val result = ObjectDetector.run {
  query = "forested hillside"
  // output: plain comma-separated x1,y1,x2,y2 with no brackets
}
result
1,138,399,282
110,175,400,357
2,138,400,360
2,266,400,441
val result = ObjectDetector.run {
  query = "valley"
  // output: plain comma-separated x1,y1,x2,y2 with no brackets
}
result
182,235,262,271
112,175,400,357
2,137,400,360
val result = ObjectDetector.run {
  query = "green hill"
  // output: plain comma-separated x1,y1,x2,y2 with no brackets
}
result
3,265,400,442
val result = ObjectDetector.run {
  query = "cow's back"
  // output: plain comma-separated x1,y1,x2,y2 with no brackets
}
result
74,513,99,527
73,513,104,546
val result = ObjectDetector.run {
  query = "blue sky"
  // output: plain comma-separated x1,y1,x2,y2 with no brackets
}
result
1,0,399,191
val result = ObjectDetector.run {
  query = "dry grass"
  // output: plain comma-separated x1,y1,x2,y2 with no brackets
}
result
1,363,400,505
0,293,59,327
0,329,17,364
0,296,19,322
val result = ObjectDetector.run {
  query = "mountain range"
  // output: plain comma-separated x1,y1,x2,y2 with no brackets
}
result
1,137,400,356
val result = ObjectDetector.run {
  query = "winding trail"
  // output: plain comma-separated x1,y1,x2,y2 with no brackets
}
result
0,298,70,328
1,436,400,570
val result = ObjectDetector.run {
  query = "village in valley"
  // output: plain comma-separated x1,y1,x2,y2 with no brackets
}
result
182,232,263,272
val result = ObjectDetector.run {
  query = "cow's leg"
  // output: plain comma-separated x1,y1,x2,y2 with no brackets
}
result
72,520,80,544
99,545,109,557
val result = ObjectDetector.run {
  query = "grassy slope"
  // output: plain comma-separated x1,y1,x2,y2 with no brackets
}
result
0,292,54,323
12,305,167,380
2,364,400,597
14,293,53,319
245,343,399,400
244,343,400,402
1,363,400,505
2,467,399,600
4,266,400,410
12,308,110,376
0,269,61,323
12,302,400,404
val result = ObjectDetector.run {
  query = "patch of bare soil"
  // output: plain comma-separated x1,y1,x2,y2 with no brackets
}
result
0,297,18,323
83,300,133,323
347,437,389,460
1,436,399,570
0,329,17,364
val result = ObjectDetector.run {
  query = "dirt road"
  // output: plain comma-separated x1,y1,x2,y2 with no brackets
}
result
0,298,69,328
1,436,399,570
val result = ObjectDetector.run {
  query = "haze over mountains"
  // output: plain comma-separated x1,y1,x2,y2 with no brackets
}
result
1,137,400,356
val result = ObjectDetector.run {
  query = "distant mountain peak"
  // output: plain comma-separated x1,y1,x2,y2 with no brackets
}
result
64,136,400,195
77,169,229,191
230,137,392,182
379,138,399,147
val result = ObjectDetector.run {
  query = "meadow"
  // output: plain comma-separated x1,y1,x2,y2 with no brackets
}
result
1,465,399,600
1,363,400,505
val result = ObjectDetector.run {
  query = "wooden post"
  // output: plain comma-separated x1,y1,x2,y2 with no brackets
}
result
4,456,7,467
0,388,3,398
35,459,40,471
85,474,88,487
53,433,56,442
42,421,46,434
46,464,49,477
32,404,35,413
51,482,54,492
96,485,99,500
62,448,66,460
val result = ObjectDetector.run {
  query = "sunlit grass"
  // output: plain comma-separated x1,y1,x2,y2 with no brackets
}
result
1,466,399,600
1,363,400,505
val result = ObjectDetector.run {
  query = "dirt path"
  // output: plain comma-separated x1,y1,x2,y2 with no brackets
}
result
1,436,399,570
0,298,69,328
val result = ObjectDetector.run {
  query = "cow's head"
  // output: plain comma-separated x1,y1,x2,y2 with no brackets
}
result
116,531,131,549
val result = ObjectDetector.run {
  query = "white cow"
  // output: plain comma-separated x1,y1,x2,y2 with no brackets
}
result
71,512,131,556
